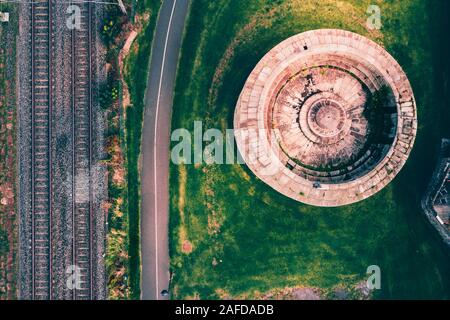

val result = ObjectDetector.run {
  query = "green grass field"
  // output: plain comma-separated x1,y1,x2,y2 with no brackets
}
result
168,0,450,299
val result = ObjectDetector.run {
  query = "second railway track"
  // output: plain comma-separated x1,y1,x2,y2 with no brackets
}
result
71,1,94,300
31,0,53,300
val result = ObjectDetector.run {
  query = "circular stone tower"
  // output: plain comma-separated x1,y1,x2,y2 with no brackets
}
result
234,29,417,207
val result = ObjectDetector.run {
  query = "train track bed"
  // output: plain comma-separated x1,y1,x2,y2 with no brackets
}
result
17,1,108,300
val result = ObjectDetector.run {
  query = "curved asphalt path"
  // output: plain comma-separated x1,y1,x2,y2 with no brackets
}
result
140,0,189,300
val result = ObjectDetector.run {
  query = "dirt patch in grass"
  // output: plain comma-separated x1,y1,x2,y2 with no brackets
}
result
177,165,194,255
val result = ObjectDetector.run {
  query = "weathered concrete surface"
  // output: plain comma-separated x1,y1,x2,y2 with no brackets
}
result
234,29,417,207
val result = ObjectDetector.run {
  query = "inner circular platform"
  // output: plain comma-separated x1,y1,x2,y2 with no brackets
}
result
273,66,371,170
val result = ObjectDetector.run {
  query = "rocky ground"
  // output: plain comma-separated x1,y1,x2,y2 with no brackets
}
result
17,2,108,299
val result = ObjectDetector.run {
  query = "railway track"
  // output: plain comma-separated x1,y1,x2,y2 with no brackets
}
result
30,0,53,300
29,0,95,299
71,1,94,300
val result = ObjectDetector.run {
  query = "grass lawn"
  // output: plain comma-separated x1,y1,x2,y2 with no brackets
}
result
169,0,450,299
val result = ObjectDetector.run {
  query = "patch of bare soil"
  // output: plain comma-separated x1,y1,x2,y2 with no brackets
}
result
215,281,373,300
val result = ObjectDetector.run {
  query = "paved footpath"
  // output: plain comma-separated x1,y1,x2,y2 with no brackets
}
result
140,0,189,300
